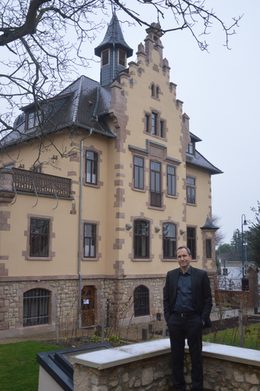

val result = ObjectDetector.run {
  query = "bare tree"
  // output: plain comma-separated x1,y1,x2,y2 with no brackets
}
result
0,0,242,137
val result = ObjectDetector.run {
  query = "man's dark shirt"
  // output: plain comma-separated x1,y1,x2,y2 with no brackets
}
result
174,268,195,312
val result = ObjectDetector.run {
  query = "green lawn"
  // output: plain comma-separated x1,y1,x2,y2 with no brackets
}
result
0,341,65,391
0,326,259,391
203,323,260,349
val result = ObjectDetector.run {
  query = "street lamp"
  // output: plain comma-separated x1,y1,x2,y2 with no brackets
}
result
241,214,249,290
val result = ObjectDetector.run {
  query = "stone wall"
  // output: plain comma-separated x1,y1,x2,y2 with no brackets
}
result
0,279,79,338
0,276,167,339
72,340,260,391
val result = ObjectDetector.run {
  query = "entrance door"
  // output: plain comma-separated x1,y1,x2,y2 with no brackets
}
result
81,286,95,327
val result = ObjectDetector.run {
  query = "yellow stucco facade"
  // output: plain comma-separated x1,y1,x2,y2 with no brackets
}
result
0,21,221,338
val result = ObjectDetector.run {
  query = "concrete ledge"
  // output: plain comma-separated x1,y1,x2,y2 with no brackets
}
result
73,338,260,369
202,342,260,367
73,339,170,369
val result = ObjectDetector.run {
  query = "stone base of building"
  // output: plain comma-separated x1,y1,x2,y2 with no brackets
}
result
0,275,169,340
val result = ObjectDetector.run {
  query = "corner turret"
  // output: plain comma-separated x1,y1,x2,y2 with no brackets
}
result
95,13,133,87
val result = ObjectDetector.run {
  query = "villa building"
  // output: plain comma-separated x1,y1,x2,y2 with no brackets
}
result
0,14,221,339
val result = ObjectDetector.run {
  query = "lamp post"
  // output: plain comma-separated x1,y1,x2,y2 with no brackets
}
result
241,214,248,290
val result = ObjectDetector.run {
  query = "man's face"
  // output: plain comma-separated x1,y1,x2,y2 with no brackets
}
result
177,248,191,272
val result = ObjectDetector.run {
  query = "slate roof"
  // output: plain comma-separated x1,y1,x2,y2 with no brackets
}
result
186,149,222,175
95,13,133,57
201,216,219,230
1,75,115,149
189,131,202,143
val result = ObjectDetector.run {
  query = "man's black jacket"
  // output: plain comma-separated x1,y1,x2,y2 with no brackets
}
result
163,266,212,328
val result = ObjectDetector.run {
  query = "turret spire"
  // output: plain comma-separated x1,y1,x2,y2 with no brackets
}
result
94,13,133,86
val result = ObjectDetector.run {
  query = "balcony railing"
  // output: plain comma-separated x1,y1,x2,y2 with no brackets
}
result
13,168,72,199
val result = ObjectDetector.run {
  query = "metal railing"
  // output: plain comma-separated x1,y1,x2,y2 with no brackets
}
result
13,168,72,199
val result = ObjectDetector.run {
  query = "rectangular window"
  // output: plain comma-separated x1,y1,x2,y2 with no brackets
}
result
84,223,96,258
86,150,98,185
118,48,126,66
167,165,176,196
134,220,150,258
163,223,177,259
150,161,162,207
151,112,158,135
187,227,196,259
160,120,164,138
145,113,150,133
102,49,109,65
30,218,50,258
186,176,196,204
27,111,43,130
206,239,212,258
133,156,144,190
186,142,195,155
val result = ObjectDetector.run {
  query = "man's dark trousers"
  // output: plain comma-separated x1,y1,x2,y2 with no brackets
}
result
168,312,203,391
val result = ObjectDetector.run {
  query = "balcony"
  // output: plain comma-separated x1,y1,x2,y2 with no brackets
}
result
0,168,72,200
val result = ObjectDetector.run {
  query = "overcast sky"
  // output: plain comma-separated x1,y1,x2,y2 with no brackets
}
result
82,0,259,243
1,1,259,243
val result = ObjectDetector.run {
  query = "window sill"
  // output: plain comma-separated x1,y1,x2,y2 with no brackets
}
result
84,183,101,189
132,187,146,193
187,202,197,207
82,257,98,262
165,194,177,199
148,205,165,211
26,257,51,261
162,258,177,262
132,258,152,262
145,132,166,141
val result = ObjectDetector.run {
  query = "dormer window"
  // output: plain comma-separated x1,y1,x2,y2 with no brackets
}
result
118,48,126,66
26,111,43,131
101,49,109,66
186,142,195,155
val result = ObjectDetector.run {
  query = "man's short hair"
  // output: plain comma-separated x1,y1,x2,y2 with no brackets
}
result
177,246,191,256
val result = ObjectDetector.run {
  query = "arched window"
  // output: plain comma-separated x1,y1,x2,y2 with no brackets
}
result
23,288,50,327
134,285,150,316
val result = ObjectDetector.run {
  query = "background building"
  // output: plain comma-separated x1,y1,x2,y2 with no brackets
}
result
0,14,221,339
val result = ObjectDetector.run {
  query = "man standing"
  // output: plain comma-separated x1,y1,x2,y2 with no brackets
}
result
163,246,212,391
